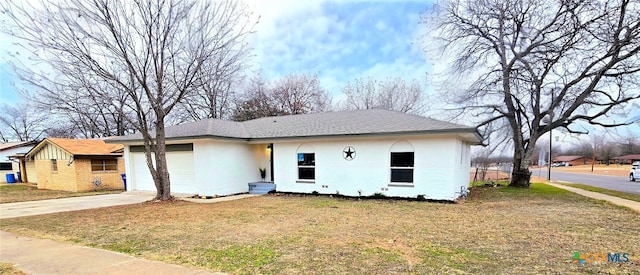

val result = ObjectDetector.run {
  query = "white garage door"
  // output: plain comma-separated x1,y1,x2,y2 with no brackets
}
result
130,151,196,194
130,153,155,191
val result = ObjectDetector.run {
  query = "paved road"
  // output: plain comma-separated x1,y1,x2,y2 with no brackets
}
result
549,171,640,194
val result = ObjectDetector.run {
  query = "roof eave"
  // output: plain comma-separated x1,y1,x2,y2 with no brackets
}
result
0,140,38,151
25,139,72,158
107,128,483,145
248,128,483,143
73,153,123,158
107,134,250,144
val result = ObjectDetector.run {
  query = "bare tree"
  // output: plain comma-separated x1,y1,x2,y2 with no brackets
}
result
174,74,236,122
233,74,330,121
271,73,331,115
615,131,640,155
341,77,427,114
232,76,287,121
570,140,594,158
20,78,135,138
587,134,605,170
173,35,251,122
427,0,640,187
2,0,255,200
43,122,81,139
0,103,46,141
341,77,378,110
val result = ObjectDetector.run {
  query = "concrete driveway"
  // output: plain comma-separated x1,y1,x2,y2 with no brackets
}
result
0,192,155,219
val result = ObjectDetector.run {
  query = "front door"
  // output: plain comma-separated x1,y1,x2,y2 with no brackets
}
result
269,143,274,182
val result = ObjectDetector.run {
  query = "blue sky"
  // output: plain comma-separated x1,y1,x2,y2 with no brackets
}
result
0,62,20,105
1,0,637,138
0,0,434,106
248,0,434,99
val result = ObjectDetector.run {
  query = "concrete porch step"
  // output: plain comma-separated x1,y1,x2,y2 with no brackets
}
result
248,182,276,194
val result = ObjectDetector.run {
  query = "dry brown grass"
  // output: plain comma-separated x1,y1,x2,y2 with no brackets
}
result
0,184,122,203
1,183,639,274
0,262,26,275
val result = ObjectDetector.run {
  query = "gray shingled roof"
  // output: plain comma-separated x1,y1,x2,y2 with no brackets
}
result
111,119,249,141
109,109,480,142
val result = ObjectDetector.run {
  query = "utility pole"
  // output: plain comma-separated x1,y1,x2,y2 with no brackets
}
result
548,129,552,181
547,109,554,181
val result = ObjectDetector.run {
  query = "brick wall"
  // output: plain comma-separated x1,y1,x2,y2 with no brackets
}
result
35,157,125,192
34,160,51,190
25,160,38,183
74,158,125,191
35,158,78,191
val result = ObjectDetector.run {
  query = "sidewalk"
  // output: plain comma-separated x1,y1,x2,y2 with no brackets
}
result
0,231,221,275
546,182,640,213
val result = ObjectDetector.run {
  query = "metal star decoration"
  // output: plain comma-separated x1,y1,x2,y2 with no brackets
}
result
343,146,356,160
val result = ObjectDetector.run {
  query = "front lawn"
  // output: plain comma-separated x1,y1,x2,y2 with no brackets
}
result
1,183,638,274
0,184,122,203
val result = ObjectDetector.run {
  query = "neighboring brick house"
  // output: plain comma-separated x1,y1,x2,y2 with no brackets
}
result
612,154,640,165
0,141,38,183
25,138,125,192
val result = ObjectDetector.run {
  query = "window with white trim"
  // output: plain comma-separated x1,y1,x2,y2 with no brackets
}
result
297,153,315,181
390,152,414,183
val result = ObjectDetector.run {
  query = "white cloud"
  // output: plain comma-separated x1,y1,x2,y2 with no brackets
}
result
245,1,434,99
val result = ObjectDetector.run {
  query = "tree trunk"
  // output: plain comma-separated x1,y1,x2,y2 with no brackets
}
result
509,138,534,188
142,139,161,199
510,168,531,187
153,117,172,200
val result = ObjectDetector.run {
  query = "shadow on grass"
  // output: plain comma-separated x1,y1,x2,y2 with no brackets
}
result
0,184,122,203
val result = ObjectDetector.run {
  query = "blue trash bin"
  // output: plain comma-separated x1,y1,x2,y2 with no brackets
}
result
5,173,16,184
120,173,127,190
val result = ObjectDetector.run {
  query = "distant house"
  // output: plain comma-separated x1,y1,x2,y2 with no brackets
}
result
0,141,38,183
612,154,640,165
108,109,482,201
552,155,588,166
25,138,125,192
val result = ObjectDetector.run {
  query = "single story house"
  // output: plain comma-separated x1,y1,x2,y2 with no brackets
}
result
25,138,125,191
612,154,640,165
552,155,589,166
108,109,482,201
0,140,38,183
